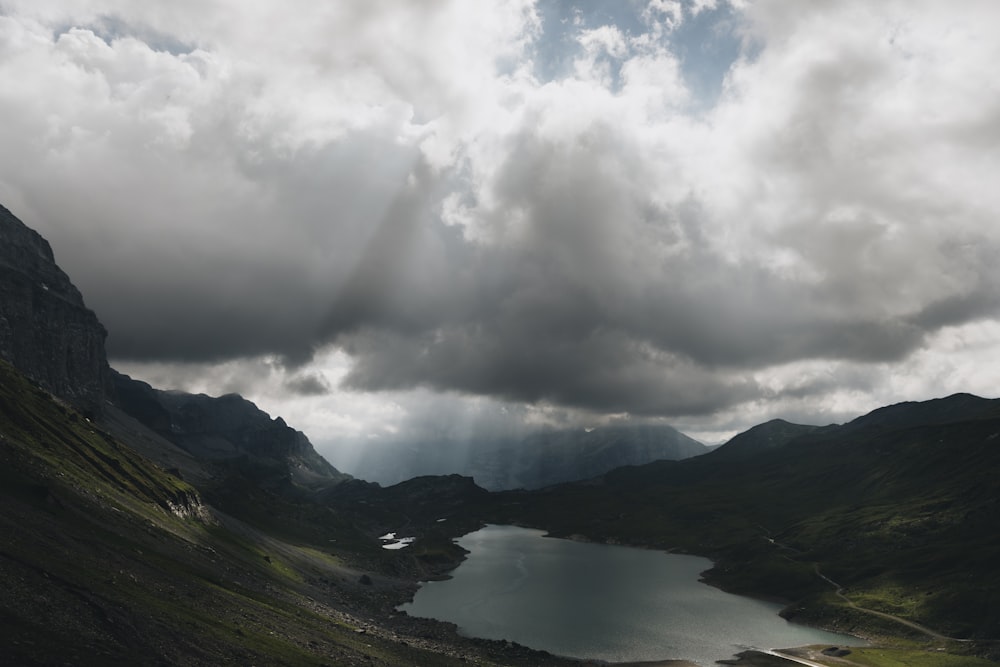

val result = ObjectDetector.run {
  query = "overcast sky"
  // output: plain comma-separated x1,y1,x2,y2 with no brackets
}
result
2,0,999,463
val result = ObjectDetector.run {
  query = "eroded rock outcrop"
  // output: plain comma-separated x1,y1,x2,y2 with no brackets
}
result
0,204,112,412
113,370,351,490
0,202,350,495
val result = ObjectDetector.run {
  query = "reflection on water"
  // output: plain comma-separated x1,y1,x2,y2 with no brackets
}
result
399,525,864,666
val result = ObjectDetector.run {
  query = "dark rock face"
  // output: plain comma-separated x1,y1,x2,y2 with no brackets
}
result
0,205,111,411
113,371,350,489
0,203,347,492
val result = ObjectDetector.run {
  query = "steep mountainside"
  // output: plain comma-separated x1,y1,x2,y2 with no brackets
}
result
0,205,574,666
346,423,708,490
112,371,350,492
0,204,112,412
0,204,350,498
0,359,570,667
4,202,998,664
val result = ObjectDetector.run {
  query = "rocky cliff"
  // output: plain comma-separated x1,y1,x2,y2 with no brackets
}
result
0,204,111,412
0,202,348,491
113,370,350,490
347,423,709,490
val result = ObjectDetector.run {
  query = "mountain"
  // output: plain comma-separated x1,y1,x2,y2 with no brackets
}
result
112,371,350,493
836,392,997,435
0,205,575,665
496,393,1000,647
0,357,569,667
0,204,112,412
346,423,709,490
484,423,709,489
708,418,821,461
0,203,348,497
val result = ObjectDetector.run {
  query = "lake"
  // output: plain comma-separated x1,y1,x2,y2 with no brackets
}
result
398,525,864,666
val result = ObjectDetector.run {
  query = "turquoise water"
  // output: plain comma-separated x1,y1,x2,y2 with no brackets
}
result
399,525,864,666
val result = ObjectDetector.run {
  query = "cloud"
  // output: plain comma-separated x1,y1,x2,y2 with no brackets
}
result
284,373,330,397
3,0,1000,443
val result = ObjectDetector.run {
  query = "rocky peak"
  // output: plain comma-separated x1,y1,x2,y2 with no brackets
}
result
709,419,820,461
0,204,112,412
112,371,350,489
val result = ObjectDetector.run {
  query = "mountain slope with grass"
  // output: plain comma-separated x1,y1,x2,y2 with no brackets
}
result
0,358,582,666
0,205,576,666
112,370,351,493
494,394,1000,656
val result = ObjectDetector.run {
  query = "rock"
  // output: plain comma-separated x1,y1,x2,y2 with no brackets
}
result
112,371,351,489
0,204,112,412
0,203,350,496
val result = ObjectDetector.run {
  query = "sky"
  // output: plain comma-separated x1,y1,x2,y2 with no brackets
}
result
2,0,999,468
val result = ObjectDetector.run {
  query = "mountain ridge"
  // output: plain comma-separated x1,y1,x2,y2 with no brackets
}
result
0,204,113,411
0,202,575,666
112,370,350,492
708,418,821,461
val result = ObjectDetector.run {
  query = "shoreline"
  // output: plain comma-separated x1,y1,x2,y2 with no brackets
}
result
392,524,861,667
510,524,871,643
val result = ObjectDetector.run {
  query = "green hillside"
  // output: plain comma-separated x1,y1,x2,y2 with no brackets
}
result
0,360,569,666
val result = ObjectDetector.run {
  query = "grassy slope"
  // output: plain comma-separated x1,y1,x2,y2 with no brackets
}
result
0,360,575,666
841,647,998,667
5,353,997,663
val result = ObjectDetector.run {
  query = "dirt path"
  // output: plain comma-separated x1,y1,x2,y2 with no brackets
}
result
812,564,966,643
759,529,964,644
761,648,833,667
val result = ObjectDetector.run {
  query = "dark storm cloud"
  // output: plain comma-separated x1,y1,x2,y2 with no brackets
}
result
53,130,426,367
90,104,999,418
285,373,331,396
324,118,986,415
339,326,762,416
4,0,1000,430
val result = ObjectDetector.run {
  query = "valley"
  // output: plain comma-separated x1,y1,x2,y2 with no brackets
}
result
2,203,998,665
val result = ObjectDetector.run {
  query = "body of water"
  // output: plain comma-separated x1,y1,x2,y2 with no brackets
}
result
399,525,864,666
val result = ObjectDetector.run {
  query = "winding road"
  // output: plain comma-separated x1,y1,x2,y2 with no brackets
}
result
762,530,969,644
812,564,965,642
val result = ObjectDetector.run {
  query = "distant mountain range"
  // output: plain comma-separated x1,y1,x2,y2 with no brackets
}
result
347,423,710,490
